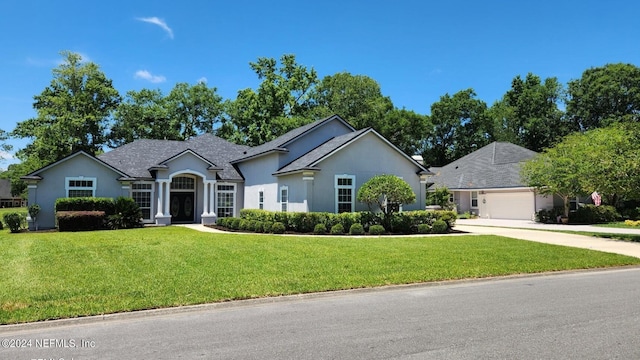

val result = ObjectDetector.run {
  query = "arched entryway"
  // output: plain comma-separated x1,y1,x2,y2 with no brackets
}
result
170,175,196,223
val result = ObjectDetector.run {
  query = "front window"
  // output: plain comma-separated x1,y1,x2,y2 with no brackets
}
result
471,191,478,208
66,177,96,197
171,176,195,190
259,190,264,210
280,186,288,212
335,175,355,213
132,182,153,221
216,184,235,218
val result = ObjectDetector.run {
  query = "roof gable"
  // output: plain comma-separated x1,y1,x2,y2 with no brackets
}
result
232,114,355,163
24,150,131,180
274,128,431,176
430,142,537,189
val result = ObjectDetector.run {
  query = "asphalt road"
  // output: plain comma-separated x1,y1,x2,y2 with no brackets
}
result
1,268,639,359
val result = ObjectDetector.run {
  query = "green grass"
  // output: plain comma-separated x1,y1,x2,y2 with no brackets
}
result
1,226,639,325
554,230,640,243
595,221,640,229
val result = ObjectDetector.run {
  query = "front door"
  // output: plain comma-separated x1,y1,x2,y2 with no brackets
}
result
170,192,195,223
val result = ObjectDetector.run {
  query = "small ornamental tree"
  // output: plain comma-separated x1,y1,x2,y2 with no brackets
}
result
357,174,416,230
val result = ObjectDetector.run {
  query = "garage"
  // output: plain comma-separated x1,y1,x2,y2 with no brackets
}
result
480,191,535,220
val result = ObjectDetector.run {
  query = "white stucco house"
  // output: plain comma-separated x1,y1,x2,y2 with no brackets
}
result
427,142,555,220
22,115,432,229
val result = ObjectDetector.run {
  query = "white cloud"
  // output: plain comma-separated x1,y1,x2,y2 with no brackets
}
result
137,17,174,39
134,70,166,83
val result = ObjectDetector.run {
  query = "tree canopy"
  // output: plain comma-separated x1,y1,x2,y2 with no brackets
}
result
357,175,416,229
566,63,640,131
12,51,120,166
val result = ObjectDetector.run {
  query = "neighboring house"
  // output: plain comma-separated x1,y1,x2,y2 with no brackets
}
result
0,179,26,208
22,115,432,229
428,142,555,220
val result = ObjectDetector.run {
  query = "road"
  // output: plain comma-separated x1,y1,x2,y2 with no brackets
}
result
1,268,639,359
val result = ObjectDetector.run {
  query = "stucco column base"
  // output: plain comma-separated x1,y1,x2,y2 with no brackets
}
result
155,215,172,226
201,214,217,225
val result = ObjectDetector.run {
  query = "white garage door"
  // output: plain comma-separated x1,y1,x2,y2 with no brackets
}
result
483,192,534,220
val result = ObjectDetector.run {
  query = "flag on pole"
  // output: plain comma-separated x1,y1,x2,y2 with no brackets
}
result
591,191,601,206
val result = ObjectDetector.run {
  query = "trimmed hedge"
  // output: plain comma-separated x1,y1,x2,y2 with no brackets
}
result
57,211,106,232
431,219,448,234
330,223,344,235
55,197,115,214
349,223,365,235
220,209,456,235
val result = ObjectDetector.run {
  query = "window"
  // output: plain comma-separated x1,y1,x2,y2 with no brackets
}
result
259,190,264,210
132,182,153,221
471,191,478,208
216,184,235,218
66,177,96,197
171,176,195,190
280,186,288,212
335,175,355,213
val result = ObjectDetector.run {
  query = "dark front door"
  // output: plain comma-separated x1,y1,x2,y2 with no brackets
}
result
170,192,195,223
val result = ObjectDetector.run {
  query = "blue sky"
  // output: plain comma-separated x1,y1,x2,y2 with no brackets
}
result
1,0,640,166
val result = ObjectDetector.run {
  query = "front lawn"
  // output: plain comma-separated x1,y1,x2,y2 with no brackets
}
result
1,227,639,324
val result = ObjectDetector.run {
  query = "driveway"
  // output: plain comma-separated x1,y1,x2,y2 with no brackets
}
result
455,218,640,258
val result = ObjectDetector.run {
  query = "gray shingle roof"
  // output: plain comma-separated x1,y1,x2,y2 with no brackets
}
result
231,114,355,163
274,128,369,175
0,179,13,198
429,142,537,189
98,134,249,180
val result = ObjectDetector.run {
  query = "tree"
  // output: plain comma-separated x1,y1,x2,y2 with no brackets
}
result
219,54,318,145
310,72,393,129
166,82,224,139
357,175,416,229
13,51,120,167
491,73,569,152
377,108,431,156
521,143,583,218
109,88,174,147
566,63,640,131
423,89,493,166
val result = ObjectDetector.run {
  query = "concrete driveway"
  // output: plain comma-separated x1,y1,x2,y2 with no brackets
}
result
455,218,640,258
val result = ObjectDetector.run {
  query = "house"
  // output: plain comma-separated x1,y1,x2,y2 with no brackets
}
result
21,115,432,229
427,142,554,220
0,179,26,208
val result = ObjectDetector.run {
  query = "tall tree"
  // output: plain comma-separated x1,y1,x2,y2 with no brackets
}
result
311,72,393,129
566,63,640,131
12,51,120,166
491,73,568,152
219,54,318,146
166,82,224,139
109,88,174,147
377,108,431,156
424,89,493,166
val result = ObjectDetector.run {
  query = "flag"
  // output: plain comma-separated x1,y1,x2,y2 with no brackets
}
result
591,191,601,206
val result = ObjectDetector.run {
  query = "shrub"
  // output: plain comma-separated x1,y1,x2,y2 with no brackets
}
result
417,223,431,234
349,223,365,235
390,212,412,233
239,220,251,231
330,223,344,235
0,219,3,230
313,223,327,234
28,204,41,230
263,221,274,233
57,211,106,232
624,220,640,227
535,207,564,223
368,224,385,235
3,212,26,233
431,219,448,234
108,197,142,230
231,218,242,230
570,205,621,224
55,197,115,214
271,222,286,234
216,217,228,228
